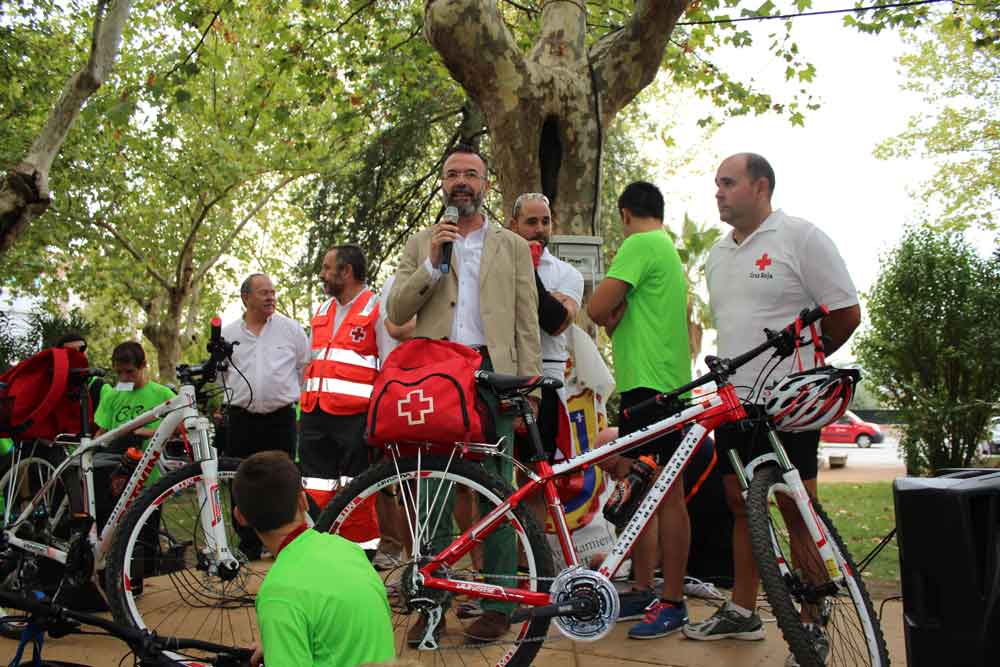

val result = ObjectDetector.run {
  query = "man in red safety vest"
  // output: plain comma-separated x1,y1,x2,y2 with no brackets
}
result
300,244,388,550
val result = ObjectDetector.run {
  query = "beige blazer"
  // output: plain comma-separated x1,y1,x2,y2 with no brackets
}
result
387,220,541,377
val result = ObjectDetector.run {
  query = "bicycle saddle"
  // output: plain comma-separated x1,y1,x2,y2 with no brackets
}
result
474,370,563,394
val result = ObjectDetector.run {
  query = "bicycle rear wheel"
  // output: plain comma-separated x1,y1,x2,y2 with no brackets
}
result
105,457,263,654
747,464,889,667
315,453,556,667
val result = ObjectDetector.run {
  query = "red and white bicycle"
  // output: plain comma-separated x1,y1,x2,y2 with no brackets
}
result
317,305,889,667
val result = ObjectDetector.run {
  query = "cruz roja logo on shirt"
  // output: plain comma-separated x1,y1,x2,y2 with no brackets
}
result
750,252,774,280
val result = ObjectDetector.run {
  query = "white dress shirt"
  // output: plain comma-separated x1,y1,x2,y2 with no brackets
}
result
221,312,311,413
422,219,489,347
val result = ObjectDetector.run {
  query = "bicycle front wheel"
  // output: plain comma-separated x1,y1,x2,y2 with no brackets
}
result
316,454,556,667
747,464,889,667
105,457,263,652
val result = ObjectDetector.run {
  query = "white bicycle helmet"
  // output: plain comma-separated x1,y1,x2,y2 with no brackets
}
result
762,367,861,432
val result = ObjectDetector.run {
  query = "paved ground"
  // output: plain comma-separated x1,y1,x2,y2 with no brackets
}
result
0,596,908,666
1,444,909,666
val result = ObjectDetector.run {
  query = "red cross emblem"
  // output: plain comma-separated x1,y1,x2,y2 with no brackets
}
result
397,389,434,426
349,326,366,343
755,253,772,271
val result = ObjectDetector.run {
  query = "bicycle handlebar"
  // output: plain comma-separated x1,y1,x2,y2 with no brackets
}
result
0,590,252,664
623,305,830,422
176,316,239,387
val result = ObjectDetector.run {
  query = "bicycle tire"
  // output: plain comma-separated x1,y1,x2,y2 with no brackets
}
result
316,455,556,667
105,457,263,654
0,449,72,640
747,464,889,667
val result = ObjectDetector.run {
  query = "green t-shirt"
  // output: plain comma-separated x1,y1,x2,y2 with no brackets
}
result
94,381,177,437
257,529,395,667
606,229,692,393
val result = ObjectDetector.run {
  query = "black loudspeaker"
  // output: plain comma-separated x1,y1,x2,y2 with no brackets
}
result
893,470,1000,667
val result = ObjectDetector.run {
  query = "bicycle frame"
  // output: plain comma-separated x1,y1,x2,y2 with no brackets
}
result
1,383,236,576
415,384,747,607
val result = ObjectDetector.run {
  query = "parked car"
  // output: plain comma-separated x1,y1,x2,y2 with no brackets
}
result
820,410,884,447
983,417,1000,456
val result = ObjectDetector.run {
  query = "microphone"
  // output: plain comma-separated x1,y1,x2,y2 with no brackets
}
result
440,205,459,274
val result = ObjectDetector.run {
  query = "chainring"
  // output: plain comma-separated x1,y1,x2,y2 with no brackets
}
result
549,566,619,642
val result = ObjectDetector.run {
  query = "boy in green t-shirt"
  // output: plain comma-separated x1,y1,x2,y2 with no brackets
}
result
588,181,692,640
234,451,394,667
94,341,176,452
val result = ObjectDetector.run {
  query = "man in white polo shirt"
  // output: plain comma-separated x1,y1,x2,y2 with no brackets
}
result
684,153,860,663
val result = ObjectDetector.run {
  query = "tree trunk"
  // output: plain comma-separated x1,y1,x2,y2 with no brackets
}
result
424,0,689,235
0,0,132,255
142,288,188,385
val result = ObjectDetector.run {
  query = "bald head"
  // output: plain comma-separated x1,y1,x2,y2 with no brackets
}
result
730,153,775,199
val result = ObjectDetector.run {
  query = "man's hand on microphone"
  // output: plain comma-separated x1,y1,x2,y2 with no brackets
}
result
429,219,460,267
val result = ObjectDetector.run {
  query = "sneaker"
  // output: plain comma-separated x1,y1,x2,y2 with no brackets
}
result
682,602,766,641
784,623,830,666
683,576,726,601
617,588,657,621
628,600,688,640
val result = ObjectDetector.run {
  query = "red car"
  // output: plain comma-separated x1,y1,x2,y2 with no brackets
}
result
821,410,884,448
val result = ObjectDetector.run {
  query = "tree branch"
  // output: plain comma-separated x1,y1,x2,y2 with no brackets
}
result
22,0,133,189
192,175,297,285
423,0,525,109
589,0,691,118
175,181,242,286
92,217,173,290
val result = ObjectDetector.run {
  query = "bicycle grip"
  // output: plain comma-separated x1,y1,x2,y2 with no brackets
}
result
622,393,664,422
211,316,222,345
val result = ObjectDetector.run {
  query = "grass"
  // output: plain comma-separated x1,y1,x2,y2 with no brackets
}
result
817,481,899,588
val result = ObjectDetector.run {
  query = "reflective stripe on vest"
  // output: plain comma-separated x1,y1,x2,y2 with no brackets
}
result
304,377,373,399
323,348,378,368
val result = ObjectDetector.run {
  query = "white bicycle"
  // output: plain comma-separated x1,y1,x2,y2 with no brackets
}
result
0,320,260,652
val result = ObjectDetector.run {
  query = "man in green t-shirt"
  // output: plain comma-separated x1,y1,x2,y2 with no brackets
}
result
588,181,692,640
234,451,394,667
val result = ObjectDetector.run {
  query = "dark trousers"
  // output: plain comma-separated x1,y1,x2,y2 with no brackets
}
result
224,405,297,459
224,404,297,558
298,409,370,479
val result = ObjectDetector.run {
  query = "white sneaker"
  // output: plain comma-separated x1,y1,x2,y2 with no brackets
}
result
683,576,725,600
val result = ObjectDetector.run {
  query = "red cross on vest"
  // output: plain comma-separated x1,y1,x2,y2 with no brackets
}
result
397,389,434,426
349,325,366,343
755,253,772,271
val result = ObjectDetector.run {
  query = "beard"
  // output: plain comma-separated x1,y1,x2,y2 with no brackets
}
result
321,278,340,298
444,185,483,217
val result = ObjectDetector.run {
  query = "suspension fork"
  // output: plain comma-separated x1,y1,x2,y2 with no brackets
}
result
192,426,240,575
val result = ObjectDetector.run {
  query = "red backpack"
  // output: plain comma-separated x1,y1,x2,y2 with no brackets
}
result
367,339,491,456
0,347,90,440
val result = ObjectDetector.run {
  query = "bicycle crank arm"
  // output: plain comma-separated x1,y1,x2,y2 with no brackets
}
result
510,596,596,623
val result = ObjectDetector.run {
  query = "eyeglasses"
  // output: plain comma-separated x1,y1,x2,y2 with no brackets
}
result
443,169,483,181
